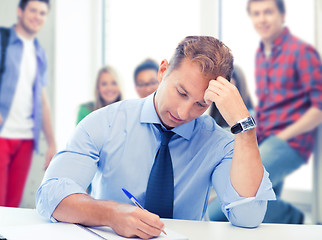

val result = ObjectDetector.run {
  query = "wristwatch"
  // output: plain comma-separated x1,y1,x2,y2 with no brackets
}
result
230,116,256,134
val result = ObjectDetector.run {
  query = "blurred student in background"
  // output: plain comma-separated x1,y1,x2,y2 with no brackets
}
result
248,0,322,224
76,66,122,125
134,58,159,98
209,65,254,128
0,0,56,207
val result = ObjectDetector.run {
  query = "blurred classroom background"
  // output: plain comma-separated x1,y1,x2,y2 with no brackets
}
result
0,0,321,224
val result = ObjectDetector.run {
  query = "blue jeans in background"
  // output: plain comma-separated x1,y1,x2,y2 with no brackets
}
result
207,135,306,224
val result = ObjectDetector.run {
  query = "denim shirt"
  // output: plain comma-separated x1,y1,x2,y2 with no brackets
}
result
0,25,48,151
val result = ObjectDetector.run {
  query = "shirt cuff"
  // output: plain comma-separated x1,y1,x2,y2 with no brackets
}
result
36,177,87,220
222,168,276,210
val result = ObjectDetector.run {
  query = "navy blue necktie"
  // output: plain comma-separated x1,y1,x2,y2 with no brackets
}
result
145,124,175,218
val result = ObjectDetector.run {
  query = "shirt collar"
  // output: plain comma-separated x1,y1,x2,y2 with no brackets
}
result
259,27,290,52
10,25,41,51
140,93,195,140
9,25,21,44
272,26,290,47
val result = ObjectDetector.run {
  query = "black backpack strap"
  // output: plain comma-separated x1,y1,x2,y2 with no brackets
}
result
0,27,11,88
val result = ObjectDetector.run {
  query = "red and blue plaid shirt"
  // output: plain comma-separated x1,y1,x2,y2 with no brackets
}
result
255,27,322,160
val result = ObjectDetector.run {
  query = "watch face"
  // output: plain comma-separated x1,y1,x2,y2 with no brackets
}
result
231,117,256,134
241,117,255,130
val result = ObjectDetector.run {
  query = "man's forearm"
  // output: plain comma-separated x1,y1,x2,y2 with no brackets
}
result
42,90,56,147
277,107,322,141
41,90,57,168
52,193,165,239
230,129,264,197
52,193,116,226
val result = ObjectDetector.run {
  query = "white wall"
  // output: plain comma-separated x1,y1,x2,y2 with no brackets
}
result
104,0,203,100
54,0,102,151
0,1,19,27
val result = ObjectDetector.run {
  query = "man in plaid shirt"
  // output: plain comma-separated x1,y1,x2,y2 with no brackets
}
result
248,0,322,223
207,0,322,224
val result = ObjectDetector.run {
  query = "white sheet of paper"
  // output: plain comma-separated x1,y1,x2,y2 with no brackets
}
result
0,222,188,240
89,226,188,240
0,223,96,240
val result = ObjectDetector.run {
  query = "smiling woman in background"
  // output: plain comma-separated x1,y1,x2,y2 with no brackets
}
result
76,66,122,125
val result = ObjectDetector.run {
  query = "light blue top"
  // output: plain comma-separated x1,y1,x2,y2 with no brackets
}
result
36,94,275,227
0,26,48,151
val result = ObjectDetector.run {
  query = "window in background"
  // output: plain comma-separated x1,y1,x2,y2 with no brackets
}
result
104,0,201,99
221,0,315,197
55,0,102,151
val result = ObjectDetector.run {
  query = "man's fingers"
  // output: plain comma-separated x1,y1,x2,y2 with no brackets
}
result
204,76,250,126
216,76,231,85
135,228,155,239
136,219,162,238
204,88,218,105
124,208,164,238
139,211,164,234
204,80,228,104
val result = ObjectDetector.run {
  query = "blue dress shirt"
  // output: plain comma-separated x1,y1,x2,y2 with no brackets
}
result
36,94,275,227
0,25,48,151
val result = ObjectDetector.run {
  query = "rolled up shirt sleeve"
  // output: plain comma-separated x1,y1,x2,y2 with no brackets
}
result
36,119,100,220
212,152,276,228
36,177,86,221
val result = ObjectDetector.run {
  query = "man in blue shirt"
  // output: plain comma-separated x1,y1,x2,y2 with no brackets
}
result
37,36,275,239
0,0,56,207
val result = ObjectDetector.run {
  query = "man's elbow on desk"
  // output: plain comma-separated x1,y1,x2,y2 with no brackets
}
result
226,200,267,228
36,178,87,221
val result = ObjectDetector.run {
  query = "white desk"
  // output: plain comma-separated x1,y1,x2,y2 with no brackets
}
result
1,207,322,240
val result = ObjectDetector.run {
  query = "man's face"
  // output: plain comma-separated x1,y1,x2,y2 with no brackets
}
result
154,59,209,129
17,1,49,36
248,0,285,43
135,69,159,98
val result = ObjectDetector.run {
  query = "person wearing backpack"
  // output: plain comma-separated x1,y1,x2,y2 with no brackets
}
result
0,0,56,207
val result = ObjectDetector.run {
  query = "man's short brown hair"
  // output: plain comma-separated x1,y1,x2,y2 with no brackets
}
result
247,0,285,14
168,36,234,82
19,0,50,10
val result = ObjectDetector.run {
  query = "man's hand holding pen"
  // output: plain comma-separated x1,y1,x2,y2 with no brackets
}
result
108,202,164,239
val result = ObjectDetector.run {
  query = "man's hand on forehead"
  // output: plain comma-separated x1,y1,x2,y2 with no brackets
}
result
204,76,250,126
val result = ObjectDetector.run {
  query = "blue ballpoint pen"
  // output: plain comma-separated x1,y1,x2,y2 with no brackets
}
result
122,188,144,209
121,188,167,235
